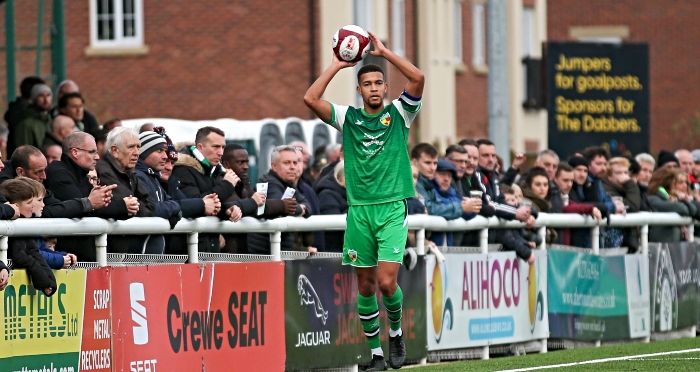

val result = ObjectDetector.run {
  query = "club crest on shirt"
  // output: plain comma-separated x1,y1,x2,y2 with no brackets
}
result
348,249,358,262
380,112,391,126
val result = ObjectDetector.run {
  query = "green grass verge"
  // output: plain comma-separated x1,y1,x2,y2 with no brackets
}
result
412,337,700,371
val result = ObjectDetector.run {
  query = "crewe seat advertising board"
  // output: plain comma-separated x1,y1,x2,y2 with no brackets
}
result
110,262,285,371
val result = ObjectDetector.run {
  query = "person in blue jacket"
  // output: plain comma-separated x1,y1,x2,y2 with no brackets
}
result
135,129,223,254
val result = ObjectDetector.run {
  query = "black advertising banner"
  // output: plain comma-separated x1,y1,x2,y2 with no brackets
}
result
648,243,700,332
546,42,649,157
284,258,427,370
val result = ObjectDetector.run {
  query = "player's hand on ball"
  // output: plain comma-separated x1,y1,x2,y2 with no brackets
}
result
367,31,388,57
332,52,357,69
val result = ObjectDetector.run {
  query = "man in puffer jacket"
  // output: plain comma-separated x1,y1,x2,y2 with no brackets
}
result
136,130,223,254
170,127,241,253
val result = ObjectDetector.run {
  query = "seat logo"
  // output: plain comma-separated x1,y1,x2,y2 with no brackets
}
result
130,282,149,345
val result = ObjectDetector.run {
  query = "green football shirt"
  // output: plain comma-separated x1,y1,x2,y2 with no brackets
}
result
326,90,422,206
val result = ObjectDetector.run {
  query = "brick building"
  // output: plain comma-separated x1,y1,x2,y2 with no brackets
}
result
27,1,700,156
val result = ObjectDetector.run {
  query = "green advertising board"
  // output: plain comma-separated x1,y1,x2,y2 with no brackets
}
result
284,257,426,370
548,249,650,340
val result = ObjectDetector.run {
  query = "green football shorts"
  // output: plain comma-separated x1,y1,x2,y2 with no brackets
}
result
343,200,408,267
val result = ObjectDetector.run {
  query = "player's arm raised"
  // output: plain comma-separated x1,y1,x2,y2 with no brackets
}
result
304,55,357,123
367,31,425,99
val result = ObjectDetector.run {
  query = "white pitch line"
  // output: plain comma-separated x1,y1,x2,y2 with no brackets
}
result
495,348,700,372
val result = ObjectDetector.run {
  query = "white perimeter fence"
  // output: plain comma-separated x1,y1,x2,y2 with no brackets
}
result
0,212,694,266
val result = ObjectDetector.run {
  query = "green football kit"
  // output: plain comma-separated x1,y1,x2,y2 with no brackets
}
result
326,88,421,360
325,90,421,267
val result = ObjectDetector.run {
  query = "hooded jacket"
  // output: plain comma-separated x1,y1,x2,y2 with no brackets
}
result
317,173,348,252
9,236,57,296
248,170,312,254
14,105,51,150
170,145,235,253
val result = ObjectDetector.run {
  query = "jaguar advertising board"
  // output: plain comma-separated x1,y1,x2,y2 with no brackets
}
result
0,269,87,372
548,249,650,340
110,263,286,371
426,251,548,350
648,243,700,332
284,257,426,370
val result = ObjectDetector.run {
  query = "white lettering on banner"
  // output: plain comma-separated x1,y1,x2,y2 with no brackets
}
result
94,289,110,309
561,288,616,308
11,364,75,372
577,261,600,280
294,331,331,347
93,319,110,339
81,348,111,370
129,359,157,372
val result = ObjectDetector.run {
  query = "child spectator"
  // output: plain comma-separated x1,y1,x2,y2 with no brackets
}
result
16,177,77,269
502,184,542,247
0,178,57,296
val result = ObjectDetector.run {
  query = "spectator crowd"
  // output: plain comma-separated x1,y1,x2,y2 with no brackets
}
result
1,76,699,293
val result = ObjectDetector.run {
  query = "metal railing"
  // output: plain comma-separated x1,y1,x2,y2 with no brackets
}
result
0,212,694,267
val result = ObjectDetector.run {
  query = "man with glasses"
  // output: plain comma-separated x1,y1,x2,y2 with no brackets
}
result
44,132,117,261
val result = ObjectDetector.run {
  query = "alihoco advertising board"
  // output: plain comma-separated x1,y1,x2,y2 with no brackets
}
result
648,243,700,332
426,251,548,350
548,250,650,340
0,269,87,372
284,258,427,370
546,42,649,157
110,263,286,371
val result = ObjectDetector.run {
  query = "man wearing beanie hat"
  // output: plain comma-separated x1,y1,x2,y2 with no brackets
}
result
657,149,680,169
14,84,53,150
135,130,224,250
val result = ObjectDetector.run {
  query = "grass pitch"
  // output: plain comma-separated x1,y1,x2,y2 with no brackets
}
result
411,337,700,371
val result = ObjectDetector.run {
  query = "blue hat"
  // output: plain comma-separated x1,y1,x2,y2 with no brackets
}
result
436,158,458,178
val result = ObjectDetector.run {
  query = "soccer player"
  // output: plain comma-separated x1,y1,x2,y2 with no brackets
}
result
304,31,424,371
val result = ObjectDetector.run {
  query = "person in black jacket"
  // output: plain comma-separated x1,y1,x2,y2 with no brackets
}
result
475,139,531,223
5,76,45,155
317,161,348,252
0,145,115,219
43,132,116,261
568,156,612,248
221,144,294,254
135,130,223,254
170,126,241,253
248,145,312,254
96,127,155,253
0,179,57,296
294,147,324,252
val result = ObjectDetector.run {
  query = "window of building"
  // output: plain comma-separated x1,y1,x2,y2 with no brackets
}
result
472,1,486,68
522,7,536,58
453,0,463,64
90,0,144,48
392,0,406,58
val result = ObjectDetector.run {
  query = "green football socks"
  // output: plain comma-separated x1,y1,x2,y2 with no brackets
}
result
383,286,404,337
358,293,382,352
